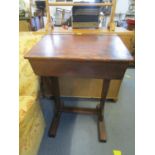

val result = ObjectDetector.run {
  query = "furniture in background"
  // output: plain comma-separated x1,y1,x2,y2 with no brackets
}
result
45,0,116,32
19,18,31,31
19,0,31,31
19,32,45,155
19,0,47,31
54,8,64,26
71,0,112,28
54,8,71,26
126,18,135,30
125,0,135,30
72,5,101,28
34,1,47,30
25,34,133,142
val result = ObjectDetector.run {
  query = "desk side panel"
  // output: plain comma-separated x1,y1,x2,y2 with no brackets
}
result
29,59,128,79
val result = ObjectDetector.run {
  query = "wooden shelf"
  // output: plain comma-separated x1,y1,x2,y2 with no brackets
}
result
45,0,116,32
48,2,112,6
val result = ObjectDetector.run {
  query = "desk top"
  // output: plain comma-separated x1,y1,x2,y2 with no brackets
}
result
25,34,133,62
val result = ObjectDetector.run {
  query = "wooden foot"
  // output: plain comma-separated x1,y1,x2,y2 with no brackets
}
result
48,112,61,137
98,118,107,142
96,104,107,142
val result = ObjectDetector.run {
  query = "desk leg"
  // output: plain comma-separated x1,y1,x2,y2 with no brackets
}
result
40,76,45,98
97,79,110,142
48,77,62,137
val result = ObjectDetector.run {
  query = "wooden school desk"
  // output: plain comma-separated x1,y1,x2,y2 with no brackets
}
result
25,34,133,142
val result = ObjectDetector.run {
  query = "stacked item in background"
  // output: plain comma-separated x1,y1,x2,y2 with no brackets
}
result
31,1,47,31
54,8,71,26
125,0,135,30
72,5,101,28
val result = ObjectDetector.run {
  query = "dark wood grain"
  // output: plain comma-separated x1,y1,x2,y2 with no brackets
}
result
98,117,107,142
48,112,61,137
60,106,97,115
99,79,110,120
29,59,128,79
97,79,110,142
48,77,62,137
25,34,133,62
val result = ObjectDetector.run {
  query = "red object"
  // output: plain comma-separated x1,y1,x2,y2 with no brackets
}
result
126,19,135,30
126,19,135,25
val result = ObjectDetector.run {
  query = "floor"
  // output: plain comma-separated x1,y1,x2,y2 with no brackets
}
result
38,69,135,155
